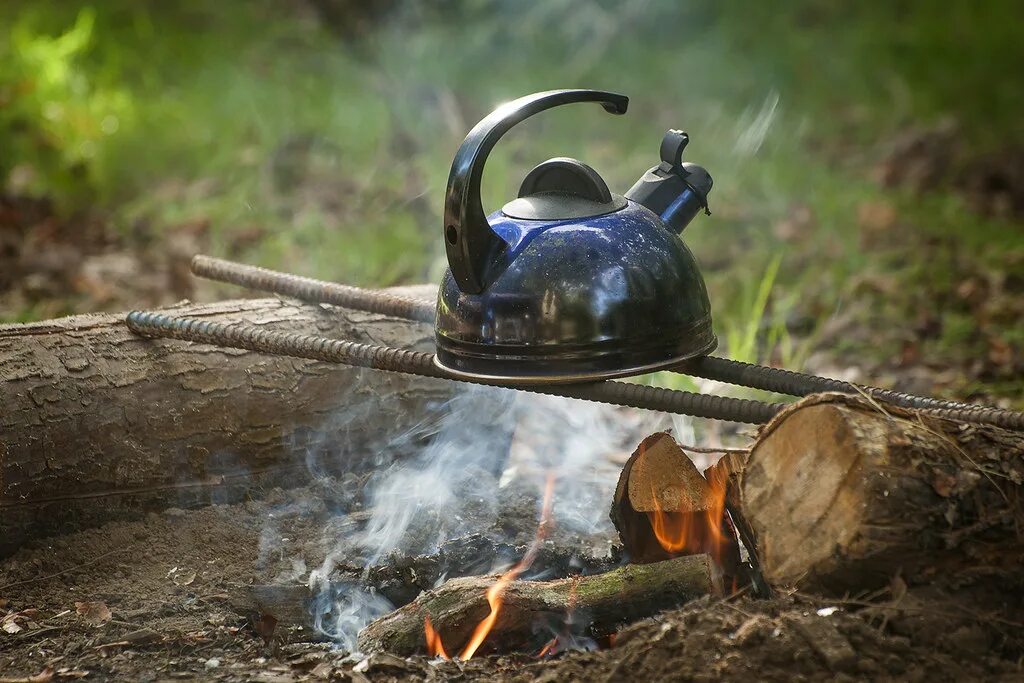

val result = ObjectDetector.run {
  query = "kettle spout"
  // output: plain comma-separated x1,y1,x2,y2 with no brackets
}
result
625,129,713,233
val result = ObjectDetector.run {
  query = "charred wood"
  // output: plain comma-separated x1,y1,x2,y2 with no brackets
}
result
611,432,742,574
357,554,719,657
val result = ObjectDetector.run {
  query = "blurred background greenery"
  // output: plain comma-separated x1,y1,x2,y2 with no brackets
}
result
1,0,1021,406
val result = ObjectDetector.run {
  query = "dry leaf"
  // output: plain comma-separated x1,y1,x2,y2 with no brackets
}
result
1,609,40,634
75,601,112,625
254,613,278,643
0,666,55,683
167,567,196,587
889,574,908,603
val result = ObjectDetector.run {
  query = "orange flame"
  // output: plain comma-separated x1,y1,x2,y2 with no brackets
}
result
537,637,558,658
646,461,729,564
458,472,556,660
424,615,449,659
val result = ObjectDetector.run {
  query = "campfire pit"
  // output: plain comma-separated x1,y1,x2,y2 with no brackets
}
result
2,278,1023,680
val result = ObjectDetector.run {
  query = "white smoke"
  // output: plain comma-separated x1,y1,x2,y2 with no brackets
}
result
306,384,680,651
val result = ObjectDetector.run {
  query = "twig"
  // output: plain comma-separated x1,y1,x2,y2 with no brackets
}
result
678,443,751,455
791,590,1024,629
0,548,127,592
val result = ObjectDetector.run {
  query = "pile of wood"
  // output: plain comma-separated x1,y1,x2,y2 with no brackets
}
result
356,393,1024,657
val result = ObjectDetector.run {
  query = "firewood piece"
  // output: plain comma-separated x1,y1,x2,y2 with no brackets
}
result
610,432,741,569
357,553,719,657
739,393,1024,592
0,287,457,557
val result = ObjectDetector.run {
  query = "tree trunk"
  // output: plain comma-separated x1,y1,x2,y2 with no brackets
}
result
737,393,1024,593
357,554,719,657
0,288,455,557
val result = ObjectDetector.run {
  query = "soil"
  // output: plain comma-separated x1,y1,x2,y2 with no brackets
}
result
874,119,1024,220
0,194,207,322
3,475,1021,682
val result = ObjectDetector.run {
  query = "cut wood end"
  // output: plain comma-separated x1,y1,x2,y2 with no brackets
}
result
624,432,713,512
738,394,1024,592
743,403,870,587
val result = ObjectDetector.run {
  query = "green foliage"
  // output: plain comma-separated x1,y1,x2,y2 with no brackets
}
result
0,8,132,208
723,254,783,366
1,0,1022,386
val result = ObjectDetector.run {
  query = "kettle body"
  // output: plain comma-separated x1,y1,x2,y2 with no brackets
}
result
434,89,716,383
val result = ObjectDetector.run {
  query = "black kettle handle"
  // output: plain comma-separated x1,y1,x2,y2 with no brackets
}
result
443,89,629,294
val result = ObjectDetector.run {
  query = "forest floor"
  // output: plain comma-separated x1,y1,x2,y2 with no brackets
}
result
2,481,1019,682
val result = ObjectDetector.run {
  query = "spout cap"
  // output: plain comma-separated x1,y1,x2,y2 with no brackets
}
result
625,129,713,233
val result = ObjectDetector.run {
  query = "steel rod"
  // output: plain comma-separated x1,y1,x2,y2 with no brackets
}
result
191,255,435,323
189,255,1024,430
676,356,1024,430
125,311,782,425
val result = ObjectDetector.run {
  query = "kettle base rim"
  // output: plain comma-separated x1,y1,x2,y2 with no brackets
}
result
433,335,718,386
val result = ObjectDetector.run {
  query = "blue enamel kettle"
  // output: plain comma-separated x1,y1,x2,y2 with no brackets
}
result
434,89,715,383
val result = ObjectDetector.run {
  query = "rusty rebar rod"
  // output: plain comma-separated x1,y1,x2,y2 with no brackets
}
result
125,311,782,425
676,356,1024,430
189,255,1024,430
191,255,435,323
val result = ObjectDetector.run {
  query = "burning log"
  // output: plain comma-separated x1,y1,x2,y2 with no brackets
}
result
737,393,1024,592
0,289,456,557
610,432,742,573
357,553,719,657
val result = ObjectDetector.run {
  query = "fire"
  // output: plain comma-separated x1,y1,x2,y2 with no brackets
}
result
423,473,557,661
646,462,729,564
424,615,449,659
537,637,558,658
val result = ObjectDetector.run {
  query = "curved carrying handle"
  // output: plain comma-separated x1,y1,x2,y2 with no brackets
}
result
443,89,629,294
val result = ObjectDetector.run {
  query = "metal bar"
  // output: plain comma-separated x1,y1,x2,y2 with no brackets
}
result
125,311,783,425
190,255,435,323
677,356,1024,430
188,255,1024,430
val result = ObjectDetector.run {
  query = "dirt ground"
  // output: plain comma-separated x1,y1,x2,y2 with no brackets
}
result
2,478,1021,683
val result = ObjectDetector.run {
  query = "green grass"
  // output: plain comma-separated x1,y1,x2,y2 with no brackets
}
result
2,0,1022,391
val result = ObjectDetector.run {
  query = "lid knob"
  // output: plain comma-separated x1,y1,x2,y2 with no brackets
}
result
518,158,612,203
499,157,628,221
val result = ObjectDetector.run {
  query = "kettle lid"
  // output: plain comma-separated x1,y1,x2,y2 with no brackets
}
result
501,157,627,220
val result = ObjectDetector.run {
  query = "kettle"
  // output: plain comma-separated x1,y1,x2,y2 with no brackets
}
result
434,89,715,383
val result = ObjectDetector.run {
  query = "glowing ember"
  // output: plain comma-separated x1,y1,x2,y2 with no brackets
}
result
423,473,557,661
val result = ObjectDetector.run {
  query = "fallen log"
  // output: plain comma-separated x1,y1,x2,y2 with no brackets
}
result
0,287,457,557
357,553,719,657
737,393,1024,593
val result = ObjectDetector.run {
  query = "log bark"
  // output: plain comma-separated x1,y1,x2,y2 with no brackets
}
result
0,287,456,557
357,554,719,657
737,393,1024,593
